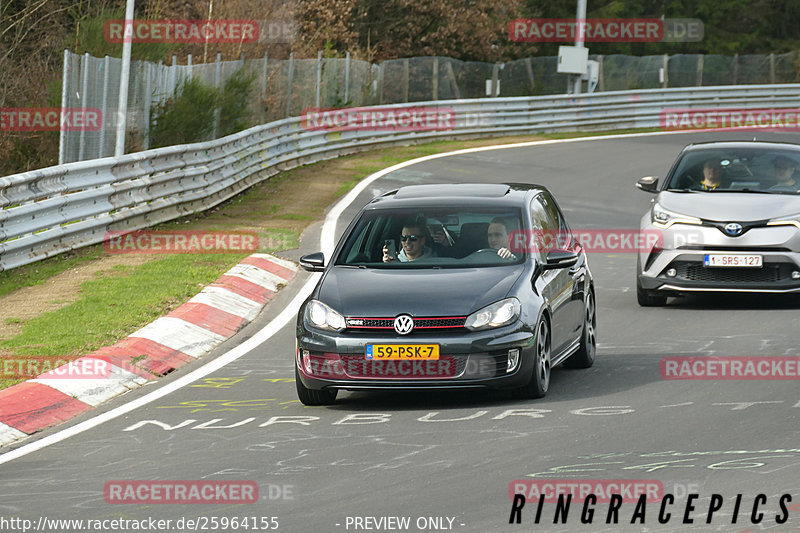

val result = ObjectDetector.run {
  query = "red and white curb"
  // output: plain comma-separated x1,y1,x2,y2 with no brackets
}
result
0,253,296,447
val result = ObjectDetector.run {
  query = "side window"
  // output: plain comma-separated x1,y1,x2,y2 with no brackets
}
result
537,193,574,250
529,197,554,262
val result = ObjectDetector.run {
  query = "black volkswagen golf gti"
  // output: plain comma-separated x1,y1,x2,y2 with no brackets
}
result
295,183,596,404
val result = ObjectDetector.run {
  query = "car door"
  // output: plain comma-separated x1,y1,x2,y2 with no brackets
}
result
537,192,586,341
529,195,574,354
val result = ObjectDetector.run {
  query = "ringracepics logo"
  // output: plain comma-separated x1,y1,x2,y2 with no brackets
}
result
104,231,259,254
104,20,258,43
508,482,794,526
661,108,800,131
104,481,258,504
1,108,102,131
508,18,703,43
300,107,455,132
661,356,800,380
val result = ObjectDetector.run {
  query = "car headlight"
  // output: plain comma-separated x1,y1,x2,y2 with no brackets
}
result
304,300,346,331
767,213,800,229
651,202,702,228
464,298,521,331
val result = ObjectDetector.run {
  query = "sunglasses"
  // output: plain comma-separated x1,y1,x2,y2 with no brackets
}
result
400,234,420,242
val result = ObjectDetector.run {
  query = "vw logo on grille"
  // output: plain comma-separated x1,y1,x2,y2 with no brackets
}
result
394,314,414,335
724,222,743,236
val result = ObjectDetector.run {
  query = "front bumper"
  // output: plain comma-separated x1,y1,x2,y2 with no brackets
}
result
638,222,800,294
296,323,536,391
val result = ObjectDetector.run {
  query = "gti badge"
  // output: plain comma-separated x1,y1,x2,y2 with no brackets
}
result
724,222,743,236
394,314,414,335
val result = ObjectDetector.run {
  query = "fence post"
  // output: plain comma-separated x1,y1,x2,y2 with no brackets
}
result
377,62,385,104
696,54,703,86
491,62,500,97
59,50,69,165
445,61,461,99
403,59,409,103
662,54,669,88
524,57,535,94
261,51,268,123
316,50,322,107
285,51,295,117
769,53,775,83
344,51,351,105
187,54,192,78
99,55,110,159
597,55,604,92
432,58,439,100
170,55,177,95
213,52,221,139
142,64,152,150
732,53,739,84
78,52,90,162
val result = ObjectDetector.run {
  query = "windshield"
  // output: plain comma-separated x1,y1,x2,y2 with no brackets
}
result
336,207,525,268
665,148,800,193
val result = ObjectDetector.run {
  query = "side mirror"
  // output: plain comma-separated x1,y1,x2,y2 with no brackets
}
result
636,176,659,193
542,250,579,270
299,252,325,272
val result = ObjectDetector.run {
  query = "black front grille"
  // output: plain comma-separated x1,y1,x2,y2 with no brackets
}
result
667,261,790,283
346,316,466,331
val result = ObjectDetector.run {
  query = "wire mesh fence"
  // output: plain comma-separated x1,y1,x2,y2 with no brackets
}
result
60,50,800,164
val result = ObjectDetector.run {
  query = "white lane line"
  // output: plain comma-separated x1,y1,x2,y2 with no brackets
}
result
0,130,691,464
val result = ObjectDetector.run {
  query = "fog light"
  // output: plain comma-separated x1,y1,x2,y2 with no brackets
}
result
302,350,312,373
792,271,800,280
507,349,520,372
666,268,677,277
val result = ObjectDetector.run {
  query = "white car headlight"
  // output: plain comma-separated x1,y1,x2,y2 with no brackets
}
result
464,298,521,331
767,213,800,229
304,300,346,331
651,202,702,228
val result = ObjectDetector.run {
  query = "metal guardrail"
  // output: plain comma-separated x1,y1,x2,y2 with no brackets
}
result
3,84,800,271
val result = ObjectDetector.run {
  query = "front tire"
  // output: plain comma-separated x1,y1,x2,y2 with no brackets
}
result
295,367,338,405
637,279,667,306
514,317,551,399
564,289,596,369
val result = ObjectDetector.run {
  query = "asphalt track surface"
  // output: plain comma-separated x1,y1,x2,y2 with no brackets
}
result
1,131,799,533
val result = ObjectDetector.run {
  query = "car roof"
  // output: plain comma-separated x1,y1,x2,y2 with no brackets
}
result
368,182,547,208
682,140,800,153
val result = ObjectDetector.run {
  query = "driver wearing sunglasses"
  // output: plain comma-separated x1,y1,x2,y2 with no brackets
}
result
383,220,434,262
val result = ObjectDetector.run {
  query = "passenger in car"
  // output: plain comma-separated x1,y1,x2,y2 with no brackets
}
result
382,219,435,262
769,155,799,191
487,217,517,260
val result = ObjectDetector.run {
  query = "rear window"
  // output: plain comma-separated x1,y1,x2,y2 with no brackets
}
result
335,207,525,268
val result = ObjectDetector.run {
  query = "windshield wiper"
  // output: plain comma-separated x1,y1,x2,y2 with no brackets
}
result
665,188,697,193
